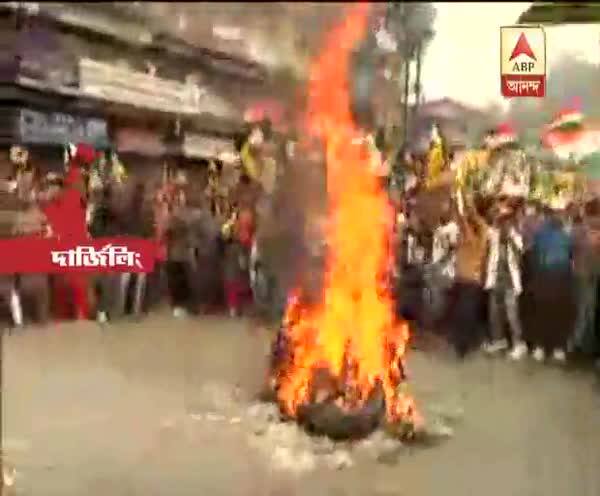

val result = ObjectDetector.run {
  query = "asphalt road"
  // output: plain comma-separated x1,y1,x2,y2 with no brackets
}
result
3,314,600,496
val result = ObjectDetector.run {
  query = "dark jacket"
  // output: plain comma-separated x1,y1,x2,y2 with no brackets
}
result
166,211,192,263
89,201,119,238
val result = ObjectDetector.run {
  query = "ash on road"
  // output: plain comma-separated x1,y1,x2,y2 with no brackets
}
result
4,314,600,496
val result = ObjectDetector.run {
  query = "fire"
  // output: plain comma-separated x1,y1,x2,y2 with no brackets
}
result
275,4,418,427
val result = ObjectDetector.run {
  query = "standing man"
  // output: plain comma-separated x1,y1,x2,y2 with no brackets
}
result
88,184,119,324
222,208,255,317
398,207,427,326
115,181,151,319
42,144,97,320
482,197,528,360
570,198,598,355
165,189,193,318
526,199,576,363
449,195,489,357
427,202,459,327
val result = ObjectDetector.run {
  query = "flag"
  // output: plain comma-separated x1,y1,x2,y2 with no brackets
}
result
541,118,600,181
547,106,583,132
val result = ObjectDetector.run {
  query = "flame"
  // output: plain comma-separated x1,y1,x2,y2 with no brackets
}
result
275,4,418,426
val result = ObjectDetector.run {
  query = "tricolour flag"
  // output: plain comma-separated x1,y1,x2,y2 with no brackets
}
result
541,112,600,194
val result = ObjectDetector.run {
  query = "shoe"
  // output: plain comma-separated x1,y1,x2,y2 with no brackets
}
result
483,339,509,355
97,311,108,324
228,307,239,318
532,347,545,362
552,348,567,364
173,307,187,319
508,342,528,361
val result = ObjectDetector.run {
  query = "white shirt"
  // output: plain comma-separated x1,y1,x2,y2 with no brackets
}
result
432,221,460,280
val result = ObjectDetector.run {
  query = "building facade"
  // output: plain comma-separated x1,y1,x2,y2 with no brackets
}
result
0,2,273,181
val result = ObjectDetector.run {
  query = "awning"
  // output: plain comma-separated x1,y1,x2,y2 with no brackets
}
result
518,3,600,24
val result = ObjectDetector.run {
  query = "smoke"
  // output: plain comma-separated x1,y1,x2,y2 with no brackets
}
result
258,142,327,305
507,55,600,137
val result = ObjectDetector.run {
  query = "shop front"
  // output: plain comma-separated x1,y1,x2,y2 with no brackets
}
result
181,131,240,193
113,126,173,184
2,107,110,173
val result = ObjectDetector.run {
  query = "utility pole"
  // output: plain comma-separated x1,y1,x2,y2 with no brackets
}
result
412,42,422,127
402,53,411,147
392,1,412,148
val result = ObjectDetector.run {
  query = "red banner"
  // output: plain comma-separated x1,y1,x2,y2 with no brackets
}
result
501,75,545,98
0,237,160,274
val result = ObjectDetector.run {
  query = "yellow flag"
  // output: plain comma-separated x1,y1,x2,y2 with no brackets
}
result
241,142,261,181
425,141,444,189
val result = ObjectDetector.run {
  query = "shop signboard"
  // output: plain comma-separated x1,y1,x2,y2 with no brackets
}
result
17,108,109,147
182,133,236,160
78,58,238,120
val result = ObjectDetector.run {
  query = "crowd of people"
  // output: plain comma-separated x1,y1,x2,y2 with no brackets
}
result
1,120,280,329
393,121,600,366
2,112,600,371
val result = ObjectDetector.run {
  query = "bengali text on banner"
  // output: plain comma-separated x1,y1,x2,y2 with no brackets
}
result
0,237,160,274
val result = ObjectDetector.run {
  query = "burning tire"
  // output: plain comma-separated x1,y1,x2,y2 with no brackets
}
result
269,328,386,441
269,305,415,440
296,380,386,440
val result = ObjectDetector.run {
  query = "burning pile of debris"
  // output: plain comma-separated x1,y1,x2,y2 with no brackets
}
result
270,294,417,441
263,5,421,442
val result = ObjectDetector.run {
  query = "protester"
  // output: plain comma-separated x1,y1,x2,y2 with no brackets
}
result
231,173,262,213
521,200,544,249
41,158,91,321
482,197,527,360
187,197,222,313
88,184,119,323
571,199,598,355
525,200,576,362
118,181,151,318
222,207,255,317
398,207,428,326
447,194,489,356
5,112,600,384
148,181,171,309
11,191,50,326
165,187,193,318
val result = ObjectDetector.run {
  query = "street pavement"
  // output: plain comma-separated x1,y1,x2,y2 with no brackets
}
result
3,313,600,496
